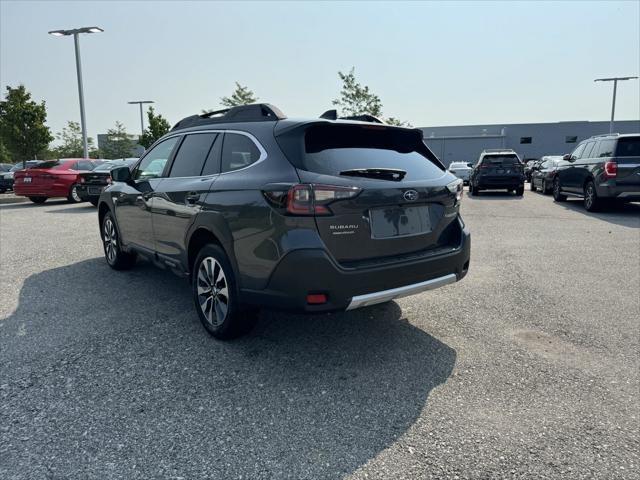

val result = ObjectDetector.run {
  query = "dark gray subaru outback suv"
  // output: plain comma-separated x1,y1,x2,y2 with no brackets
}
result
98,104,470,338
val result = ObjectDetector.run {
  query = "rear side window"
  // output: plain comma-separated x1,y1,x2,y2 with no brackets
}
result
169,133,218,177
221,133,261,173
593,139,615,158
481,155,520,166
615,137,640,157
581,141,596,159
291,124,442,180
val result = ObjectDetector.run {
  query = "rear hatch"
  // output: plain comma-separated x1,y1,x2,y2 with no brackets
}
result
614,136,640,186
275,122,461,265
479,154,523,181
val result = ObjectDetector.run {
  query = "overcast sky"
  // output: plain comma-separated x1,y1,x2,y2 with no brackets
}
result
1,1,639,143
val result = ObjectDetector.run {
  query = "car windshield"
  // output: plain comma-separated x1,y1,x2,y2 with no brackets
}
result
615,137,640,157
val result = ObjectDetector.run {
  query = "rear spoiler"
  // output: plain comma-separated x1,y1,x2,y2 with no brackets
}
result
319,109,386,124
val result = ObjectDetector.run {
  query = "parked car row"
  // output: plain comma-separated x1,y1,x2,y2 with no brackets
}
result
447,133,639,212
0,160,43,193
8,158,138,204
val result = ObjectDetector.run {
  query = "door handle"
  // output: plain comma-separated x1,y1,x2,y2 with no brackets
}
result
186,192,200,204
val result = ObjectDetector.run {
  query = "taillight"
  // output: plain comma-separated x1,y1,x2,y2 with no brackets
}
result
264,183,361,216
604,161,617,179
447,179,464,202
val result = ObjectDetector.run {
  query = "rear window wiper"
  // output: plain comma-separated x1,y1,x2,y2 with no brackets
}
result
339,168,407,181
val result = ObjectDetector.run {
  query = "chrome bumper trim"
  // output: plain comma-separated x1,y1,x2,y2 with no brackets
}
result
346,273,458,311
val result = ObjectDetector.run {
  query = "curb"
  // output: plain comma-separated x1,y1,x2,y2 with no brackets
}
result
0,195,28,205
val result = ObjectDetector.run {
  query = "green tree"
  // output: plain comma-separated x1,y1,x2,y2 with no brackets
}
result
101,121,137,159
139,106,171,149
220,82,258,107
332,68,383,117
332,68,410,126
52,121,96,158
0,139,11,163
0,85,53,161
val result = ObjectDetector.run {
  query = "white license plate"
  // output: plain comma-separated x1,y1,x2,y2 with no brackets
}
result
23,177,32,183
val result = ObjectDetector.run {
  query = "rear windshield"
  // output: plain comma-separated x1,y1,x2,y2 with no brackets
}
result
281,124,443,180
481,155,521,166
615,137,640,157
34,160,62,169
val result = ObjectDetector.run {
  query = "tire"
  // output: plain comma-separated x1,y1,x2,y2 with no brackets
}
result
530,180,537,192
515,186,524,196
101,211,136,270
89,198,99,207
583,180,601,212
29,196,47,204
553,178,567,202
67,184,83,203
0,188,6,194
192,244,258,339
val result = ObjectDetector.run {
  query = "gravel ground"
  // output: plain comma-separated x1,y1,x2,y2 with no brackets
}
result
0,192,638,479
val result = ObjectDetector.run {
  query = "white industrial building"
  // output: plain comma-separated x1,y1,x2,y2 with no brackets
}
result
421,120,640,166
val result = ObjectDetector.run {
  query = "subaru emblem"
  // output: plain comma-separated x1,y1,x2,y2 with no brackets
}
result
403,190,419,202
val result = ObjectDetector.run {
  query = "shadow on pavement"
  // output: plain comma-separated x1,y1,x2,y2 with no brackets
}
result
0,258,456,479
0,198,71,211
554,198,640,228
465,190,524,200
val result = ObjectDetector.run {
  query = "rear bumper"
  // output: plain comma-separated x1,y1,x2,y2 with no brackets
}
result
240,221,470,312
596,182,640,201
76,184,104,201
14,184,70,198
476,176,524,189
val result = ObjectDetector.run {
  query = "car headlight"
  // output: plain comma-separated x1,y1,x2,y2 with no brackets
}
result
447,178,464,201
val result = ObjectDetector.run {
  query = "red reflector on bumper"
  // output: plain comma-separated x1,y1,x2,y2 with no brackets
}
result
306,294,327,304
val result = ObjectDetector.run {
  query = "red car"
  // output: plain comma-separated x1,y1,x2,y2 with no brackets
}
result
13,159,101,204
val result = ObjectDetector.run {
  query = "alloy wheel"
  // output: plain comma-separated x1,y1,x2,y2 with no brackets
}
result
71,185,81,202
103,217,118,264
585,183,594,209
197,257,229,327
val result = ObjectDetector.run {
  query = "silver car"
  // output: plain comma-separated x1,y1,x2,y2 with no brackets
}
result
447,161,473,184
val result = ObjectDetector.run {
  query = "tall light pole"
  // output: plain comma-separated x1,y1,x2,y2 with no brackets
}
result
128,100,155,136
594,76,638,133
48,26,104,158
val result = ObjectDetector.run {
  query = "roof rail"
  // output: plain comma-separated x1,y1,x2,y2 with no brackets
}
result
171,103,286,131
591,132,620,138
482,148,516,153
319,109,385,124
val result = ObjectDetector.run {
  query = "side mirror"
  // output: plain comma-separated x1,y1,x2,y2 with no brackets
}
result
111,166,132,183
562,154,572,162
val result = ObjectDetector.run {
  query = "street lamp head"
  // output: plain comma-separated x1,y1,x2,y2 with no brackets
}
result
128,100,155,104
594,76,638,82
48,26,104,36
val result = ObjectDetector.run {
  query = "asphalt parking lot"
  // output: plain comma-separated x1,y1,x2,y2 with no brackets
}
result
0,191,638,479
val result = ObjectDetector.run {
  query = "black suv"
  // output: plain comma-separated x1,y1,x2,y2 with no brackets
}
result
553,133,640,211
98,104,470,339
469,149,525,196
